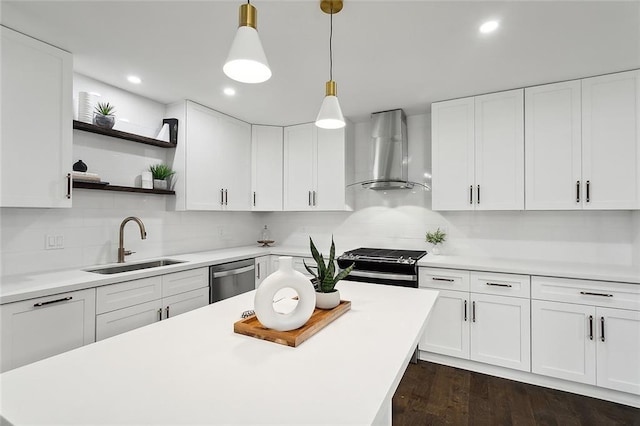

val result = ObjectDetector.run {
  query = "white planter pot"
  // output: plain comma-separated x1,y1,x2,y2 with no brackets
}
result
153,179,167,190
315,290,340,310
431,246,440,255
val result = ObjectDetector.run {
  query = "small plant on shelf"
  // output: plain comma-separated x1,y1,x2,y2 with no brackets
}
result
93,102,116,129
426,227,447,255
148,163,175,190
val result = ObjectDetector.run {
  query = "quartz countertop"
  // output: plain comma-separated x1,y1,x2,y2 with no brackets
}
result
0,281,439,425
418,255,640,284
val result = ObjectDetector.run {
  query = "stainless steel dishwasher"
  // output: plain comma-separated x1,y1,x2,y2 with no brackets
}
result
210,259,256,303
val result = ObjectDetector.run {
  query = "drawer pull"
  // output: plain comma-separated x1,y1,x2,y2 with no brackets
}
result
464,300,467,322
157,308,162,321
589,315,593,341
486,282,512,288
34,296,72,307
580,291,613,298
600,316,605,342
576,180,580,203
472,301,476,323
432,277,455,282
166,306,170,319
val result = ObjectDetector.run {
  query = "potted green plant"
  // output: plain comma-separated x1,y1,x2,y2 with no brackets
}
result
148,163,175,190
93,102,116,129
426,227,446,255
304,236,354,309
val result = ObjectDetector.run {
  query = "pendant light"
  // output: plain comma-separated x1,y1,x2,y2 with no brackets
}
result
315,0,346,129
224,1,272,84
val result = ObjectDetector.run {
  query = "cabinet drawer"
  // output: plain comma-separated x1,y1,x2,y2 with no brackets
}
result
419,268,470,291
96,276,162,314
471,272,530,298
96,300,162,341
162,268,208,298
532,276,640,311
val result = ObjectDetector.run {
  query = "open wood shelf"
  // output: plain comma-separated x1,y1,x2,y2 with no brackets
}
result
73,120,176,148
73,181,175,195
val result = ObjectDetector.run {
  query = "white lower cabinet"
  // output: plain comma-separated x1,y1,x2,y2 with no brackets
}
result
255,255,270,288
532,276,640,396
419,267,531,372
0,288,96,372
96,268,209,341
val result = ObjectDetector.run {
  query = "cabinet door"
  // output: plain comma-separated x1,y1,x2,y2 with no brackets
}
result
0,288,96,372
0,27,72,208
251,125,283,211
162,268,208,298
596,307,640,395
431,97,475,211
185,101,225,210
219,114,251,211
284,124,315,210
163,287,209,319
525,81,582,210
315,127,346,210
96,299,162,341
531,300,596,385
582,70,640,209
475,89,525,210
470,293,530,371
418,289,470,359
255,255,270,288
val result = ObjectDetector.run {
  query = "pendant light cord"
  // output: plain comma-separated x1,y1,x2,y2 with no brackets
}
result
329,5,333,81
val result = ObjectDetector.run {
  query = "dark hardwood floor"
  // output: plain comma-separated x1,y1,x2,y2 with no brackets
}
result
392,361,640,426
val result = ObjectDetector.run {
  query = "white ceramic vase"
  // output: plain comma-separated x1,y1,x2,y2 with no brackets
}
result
253,257,316,331
431,246,440,255
315,290,341,310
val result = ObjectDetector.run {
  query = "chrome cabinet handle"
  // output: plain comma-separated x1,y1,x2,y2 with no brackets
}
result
308,191,312,206
220,189,224,205
477,185,480,204
253,191,256,207
224,189,228,205
313,191,317,206
34,296,72,307
464,300,468,322
66,173,72,199
576,181,580,203
580,291,613,298
157,308,162,321
472,301,476,322
257,263,261,279
469,185,473,204
486,282,512,288
165,306,170,319
432,277,454,282
586,180,590,203
589,315,593,341
600,316,605,342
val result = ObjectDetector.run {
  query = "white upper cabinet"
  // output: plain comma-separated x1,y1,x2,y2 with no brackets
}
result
525,80,582,210
251,125,283,211
284,123,350,211
526,71,640,210
176,101,251,211
1,26,73,208
432,90,524,210
581,70,640,210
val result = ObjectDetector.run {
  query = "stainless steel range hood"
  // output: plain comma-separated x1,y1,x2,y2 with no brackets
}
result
362,109,414,190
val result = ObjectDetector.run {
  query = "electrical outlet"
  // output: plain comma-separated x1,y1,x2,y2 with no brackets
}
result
45,234,64,250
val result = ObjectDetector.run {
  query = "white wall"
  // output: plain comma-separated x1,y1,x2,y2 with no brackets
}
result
264,113,636,267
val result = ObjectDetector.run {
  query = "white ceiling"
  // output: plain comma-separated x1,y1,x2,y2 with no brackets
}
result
2,1,639,125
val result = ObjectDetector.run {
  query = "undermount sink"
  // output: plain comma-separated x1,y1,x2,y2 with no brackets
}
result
85,259,185,275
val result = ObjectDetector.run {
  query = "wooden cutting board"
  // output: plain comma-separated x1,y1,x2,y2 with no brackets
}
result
233,300,351,347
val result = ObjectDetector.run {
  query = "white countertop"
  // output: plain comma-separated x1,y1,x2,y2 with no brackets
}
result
418,255,640,284
0,281,439,425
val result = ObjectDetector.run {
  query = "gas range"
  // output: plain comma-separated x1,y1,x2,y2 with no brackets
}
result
337,247,427,288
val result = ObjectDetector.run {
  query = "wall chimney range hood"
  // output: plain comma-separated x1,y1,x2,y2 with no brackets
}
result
361,109,416,190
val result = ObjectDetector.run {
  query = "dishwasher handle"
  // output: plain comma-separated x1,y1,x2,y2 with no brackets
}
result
211,264,255,278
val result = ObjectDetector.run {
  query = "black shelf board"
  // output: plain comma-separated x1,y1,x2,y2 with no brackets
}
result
73,120,176,148
73,181,175,195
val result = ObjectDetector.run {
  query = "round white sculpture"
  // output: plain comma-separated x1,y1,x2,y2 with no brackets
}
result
254,257,316,331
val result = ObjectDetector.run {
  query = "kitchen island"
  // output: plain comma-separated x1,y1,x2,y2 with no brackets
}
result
0,281,438,425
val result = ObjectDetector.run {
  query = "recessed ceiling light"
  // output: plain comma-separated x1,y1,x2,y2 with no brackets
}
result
224,87,236,96
127,75,142,84
479,20,499,34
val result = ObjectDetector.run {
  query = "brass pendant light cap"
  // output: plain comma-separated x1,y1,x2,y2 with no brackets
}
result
239,2,257,29
325,80,337,96
320,0,343,14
